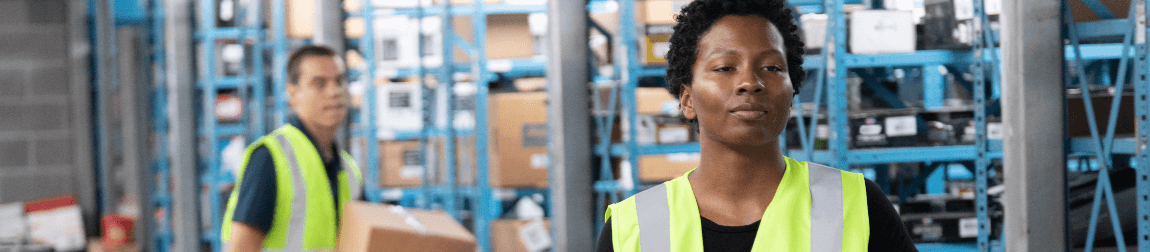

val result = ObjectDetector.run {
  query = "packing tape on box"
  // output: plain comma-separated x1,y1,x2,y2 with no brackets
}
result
388,206,428,234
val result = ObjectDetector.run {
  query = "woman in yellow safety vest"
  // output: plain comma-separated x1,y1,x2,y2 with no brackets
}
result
595,0,917,251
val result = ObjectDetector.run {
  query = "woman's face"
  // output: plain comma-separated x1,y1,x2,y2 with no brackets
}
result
681,15,793,147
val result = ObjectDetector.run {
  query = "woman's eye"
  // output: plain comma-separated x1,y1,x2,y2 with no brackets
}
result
714,67,734,72
764,66,784,72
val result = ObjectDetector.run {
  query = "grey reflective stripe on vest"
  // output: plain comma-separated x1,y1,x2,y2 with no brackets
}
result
808,163,844,252
634,183,670,252
274,134,309,251
341,156,362,201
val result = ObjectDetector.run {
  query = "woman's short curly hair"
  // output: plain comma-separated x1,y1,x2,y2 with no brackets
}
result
665,0,805,98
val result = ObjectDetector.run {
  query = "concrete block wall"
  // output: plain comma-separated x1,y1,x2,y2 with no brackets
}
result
0,0,96,227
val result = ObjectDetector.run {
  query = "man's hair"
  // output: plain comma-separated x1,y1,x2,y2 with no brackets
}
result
664,0,806,98
287,45,338,85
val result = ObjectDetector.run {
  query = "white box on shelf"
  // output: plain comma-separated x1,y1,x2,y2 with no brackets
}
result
374,17,419,70
375,83,425,133
435,82,478,129
800,14,827,50
417,16,446,68
849,10,916,54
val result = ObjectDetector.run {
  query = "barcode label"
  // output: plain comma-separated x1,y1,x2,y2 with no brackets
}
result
959,218,979,238
530,154,549,169
519,219,552,252
885,116,917,137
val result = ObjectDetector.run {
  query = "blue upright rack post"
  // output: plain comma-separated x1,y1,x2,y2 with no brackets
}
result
148,0,173,250
192,0,268,250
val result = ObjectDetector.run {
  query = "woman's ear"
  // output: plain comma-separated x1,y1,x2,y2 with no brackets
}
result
679,84,696,120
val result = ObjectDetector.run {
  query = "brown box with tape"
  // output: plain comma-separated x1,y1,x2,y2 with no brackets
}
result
490,92,550,188
339,201,476,252
379,140,424,187
491,219,552,252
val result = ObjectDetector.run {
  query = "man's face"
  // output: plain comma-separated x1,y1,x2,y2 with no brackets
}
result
287,56,348,130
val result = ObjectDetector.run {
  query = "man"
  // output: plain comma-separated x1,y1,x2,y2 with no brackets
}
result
221,45,364,252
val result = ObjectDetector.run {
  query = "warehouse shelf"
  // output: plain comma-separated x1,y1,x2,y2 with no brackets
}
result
197,124,246,137
193,27,266,40
369,4,546,17
194,76,259,89
360,57,547,80
347,1,550,251
597,141,1005,164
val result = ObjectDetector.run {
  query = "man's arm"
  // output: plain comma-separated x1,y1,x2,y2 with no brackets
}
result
227,222,266,252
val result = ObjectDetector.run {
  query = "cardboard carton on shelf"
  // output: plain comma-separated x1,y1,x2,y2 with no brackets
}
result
636,0,691,25
339,201,476,252
489,92,550,188
452,14,538,62
378,140,425,188
286,0,316,38
1069,0,1129,22
491,219,552,252
638,153,698,182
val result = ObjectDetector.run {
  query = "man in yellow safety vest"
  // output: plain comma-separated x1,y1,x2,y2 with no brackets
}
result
221,45,364,252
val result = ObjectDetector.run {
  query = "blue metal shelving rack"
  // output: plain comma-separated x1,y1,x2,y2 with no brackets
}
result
1064,0,1150,251
193,0,268,251
587,0,1004,251
147,0,173,250
344,1,549,251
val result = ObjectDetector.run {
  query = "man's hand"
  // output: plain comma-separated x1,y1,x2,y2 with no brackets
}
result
227,222,266,252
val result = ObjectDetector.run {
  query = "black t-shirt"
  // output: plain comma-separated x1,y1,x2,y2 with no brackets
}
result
230,117,356,233
595,179,918,252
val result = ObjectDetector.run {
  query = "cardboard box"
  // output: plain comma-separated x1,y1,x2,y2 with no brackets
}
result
374,17,420,69
379,141,425,187
642,33,671,65
25,196,85,252
639,153,698,182
339,201,476,252
345,17,365,39
489,92,549,188
1069,0,1129,22
87,239,141,252
636,87,679,115
286,0,315,38
1068,93,1135,137
449,14,538,63
849,10,916,54
800,14,827,50
636,0,691,25
491,219,552,252
435,82,478,129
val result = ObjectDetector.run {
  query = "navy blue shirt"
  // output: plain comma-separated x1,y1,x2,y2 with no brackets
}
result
231,117,358,233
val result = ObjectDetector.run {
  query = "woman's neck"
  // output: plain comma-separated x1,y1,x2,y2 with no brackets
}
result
689,135,788,225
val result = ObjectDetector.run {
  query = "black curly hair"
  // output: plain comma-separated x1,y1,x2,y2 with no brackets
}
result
664,0,806,99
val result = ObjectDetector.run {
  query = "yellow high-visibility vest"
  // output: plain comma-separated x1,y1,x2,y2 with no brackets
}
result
605,156,869,251
220,124,364,251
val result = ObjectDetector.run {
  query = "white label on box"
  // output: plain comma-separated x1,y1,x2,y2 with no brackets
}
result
816,124,829,139
954,0,974,20
959,218,979,238
987,122,1004,140
488,59,513,73
885,116,917,137
401,165,423,179
653,42,670,60
859,124,883,135
531,154,550,169
667,153,701,163
519,219,553,252
986,0,1002,15
658,126,690,144
382,188,404,201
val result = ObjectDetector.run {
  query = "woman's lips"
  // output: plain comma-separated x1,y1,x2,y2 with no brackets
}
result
730,110,766,121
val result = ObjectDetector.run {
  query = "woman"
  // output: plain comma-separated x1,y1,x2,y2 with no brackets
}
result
595,0,917,251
